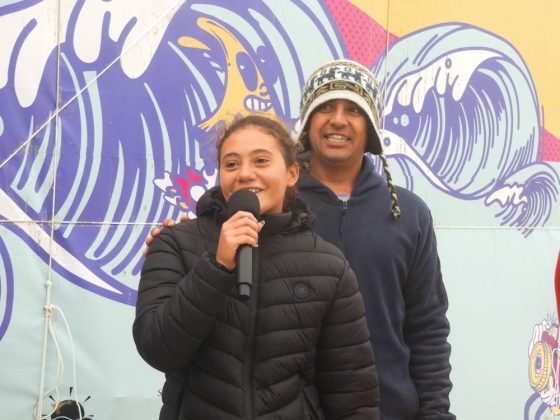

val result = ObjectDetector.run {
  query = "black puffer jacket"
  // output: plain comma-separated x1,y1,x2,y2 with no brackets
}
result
133,187,379,420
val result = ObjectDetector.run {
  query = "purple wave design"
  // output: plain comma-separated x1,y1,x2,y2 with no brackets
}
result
373,23,559,235
0,0,343,339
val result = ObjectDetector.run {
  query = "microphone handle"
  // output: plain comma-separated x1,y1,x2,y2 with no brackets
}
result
236,245,254,300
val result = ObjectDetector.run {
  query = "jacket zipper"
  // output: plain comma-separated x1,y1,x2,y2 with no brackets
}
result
339,199,348,236
243,252,259,420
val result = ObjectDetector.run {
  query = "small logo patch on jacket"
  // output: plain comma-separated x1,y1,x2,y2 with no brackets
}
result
293,282,310,300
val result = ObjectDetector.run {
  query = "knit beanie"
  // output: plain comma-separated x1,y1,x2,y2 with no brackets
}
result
296,59,383,155
296,59,401,219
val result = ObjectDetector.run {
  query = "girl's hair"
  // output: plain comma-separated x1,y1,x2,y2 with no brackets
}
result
215,113,299,210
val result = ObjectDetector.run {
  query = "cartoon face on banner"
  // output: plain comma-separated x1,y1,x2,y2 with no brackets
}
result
527,319,560,417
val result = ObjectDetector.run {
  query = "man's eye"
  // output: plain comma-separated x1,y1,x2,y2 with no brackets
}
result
349,107,363,115
317,103,333,112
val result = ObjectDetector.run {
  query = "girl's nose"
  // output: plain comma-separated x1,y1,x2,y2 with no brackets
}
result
238,163,255,181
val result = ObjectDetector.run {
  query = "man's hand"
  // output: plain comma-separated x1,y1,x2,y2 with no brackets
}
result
142,215,189,256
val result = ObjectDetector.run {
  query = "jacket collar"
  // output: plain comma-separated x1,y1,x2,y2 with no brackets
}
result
297,152,384,197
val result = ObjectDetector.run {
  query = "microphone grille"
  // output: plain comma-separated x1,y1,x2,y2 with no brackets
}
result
226,189,260,219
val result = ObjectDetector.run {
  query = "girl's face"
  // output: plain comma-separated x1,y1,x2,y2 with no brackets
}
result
219,126,299,214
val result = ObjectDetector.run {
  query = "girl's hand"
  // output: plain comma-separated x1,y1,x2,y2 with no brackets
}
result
215,211,263,270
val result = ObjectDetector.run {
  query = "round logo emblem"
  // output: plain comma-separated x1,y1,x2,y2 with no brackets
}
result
293,282,309,300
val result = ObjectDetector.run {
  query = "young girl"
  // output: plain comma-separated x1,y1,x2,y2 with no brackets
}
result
133,114,379,420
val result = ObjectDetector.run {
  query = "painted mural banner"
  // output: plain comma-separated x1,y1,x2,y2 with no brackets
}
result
0,0,558,419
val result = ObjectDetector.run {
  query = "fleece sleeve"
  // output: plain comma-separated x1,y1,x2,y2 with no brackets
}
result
132,227,235,373
315,262,380,420
404,211,455,420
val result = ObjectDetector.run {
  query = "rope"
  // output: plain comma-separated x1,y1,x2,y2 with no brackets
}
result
34,304,82,420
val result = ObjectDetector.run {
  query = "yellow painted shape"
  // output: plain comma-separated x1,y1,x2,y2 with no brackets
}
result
178,36,210,51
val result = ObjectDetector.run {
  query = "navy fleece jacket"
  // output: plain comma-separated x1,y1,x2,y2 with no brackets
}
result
297,156,454,420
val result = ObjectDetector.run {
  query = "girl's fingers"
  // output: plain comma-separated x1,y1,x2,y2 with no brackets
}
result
229,210,258,222
223,212,260,235
222,226,259,247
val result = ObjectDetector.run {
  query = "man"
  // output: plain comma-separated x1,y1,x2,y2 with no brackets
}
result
294,60,454,419
146,59,454,419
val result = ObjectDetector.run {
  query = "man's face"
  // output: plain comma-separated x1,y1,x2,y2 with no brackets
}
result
307,99,368,168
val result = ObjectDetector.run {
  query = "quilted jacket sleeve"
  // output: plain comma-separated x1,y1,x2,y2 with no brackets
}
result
315,262,380,420
132,226,235,373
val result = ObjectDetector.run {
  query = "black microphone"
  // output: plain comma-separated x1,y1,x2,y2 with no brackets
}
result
226,189,260,300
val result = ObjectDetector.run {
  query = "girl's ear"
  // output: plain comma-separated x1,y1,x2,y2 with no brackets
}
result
287,162,299,187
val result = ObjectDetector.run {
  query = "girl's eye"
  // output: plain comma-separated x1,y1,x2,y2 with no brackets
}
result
224,161,238,169
255,157,269,165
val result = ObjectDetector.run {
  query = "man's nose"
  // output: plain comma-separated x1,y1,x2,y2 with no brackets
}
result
330,106,348,126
